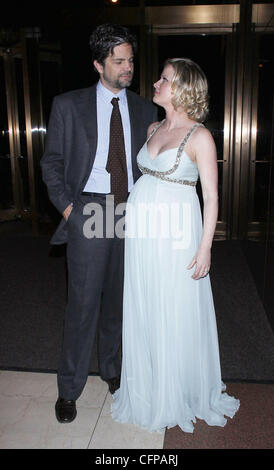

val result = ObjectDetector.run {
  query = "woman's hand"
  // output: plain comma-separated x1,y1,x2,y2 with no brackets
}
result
187,247,211,280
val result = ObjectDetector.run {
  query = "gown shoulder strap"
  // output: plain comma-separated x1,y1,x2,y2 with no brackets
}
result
147,119,166,142
179,122,204,149
176,123,204,163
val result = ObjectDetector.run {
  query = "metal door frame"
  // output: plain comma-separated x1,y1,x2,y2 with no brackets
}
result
0,31,62,232
0,46,23,221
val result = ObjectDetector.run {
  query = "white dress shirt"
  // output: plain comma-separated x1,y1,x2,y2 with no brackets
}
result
83,80,133,193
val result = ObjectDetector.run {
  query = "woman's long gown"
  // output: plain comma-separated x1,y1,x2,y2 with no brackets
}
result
111,121,240,433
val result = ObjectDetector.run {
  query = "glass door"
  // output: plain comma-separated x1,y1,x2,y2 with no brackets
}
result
0,31,62,232
0,47,24,222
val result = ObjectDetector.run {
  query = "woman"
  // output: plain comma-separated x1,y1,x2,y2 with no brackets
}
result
111,58,240,433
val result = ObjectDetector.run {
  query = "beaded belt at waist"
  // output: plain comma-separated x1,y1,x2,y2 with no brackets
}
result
138,164,197,186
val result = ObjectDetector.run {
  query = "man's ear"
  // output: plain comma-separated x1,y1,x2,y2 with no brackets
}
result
93,60,103,74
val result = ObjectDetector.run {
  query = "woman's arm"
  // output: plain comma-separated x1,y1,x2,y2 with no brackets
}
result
187,127,218,280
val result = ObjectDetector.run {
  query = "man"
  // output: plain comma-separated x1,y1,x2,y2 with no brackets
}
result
41,24,157,423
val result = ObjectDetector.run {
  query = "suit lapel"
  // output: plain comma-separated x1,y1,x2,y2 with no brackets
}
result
77,84,98,161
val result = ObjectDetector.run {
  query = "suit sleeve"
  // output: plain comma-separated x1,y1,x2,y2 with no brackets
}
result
40,97,72,215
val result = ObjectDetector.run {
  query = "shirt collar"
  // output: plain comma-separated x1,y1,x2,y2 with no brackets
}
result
97,80,127,105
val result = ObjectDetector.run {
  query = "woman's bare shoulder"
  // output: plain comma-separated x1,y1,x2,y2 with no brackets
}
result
191,125,217,164
191,125,216,148
147,121,160,138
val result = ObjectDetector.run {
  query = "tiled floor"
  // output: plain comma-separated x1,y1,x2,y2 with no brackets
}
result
0,370,164,449
1,370,273,450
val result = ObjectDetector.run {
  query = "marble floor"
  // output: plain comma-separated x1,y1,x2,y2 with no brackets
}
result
0,370,165,449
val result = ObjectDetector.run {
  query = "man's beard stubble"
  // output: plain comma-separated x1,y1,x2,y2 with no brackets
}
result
103,72,133,90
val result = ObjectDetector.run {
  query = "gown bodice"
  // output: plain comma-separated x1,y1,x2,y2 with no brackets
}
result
137,120,200,185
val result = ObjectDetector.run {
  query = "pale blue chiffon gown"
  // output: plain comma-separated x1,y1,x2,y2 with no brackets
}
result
111,121,240,433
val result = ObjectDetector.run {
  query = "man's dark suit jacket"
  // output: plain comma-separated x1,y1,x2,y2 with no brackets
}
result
41,84,157,245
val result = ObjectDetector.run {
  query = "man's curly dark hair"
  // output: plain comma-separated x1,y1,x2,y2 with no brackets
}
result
89,23,137,65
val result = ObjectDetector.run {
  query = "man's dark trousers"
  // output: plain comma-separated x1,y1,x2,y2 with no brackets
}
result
58,193,124,400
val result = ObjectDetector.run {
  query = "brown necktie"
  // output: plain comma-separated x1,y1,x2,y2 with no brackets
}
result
106,97,128,205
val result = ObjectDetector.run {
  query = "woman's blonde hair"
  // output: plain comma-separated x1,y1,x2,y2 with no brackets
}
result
165,58,209,122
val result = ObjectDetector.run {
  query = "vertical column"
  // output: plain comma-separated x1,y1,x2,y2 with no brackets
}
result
139,1,158,102
139,0,146,98
223,31,237,239
21,28,43,235
263,99,274,328
231,0,254,239
3,50,22,216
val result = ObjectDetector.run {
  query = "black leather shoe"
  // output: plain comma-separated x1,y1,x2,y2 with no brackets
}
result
105,376,121,394
55,398,77,423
